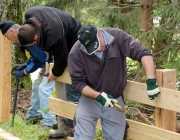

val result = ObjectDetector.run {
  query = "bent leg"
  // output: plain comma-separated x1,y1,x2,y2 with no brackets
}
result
74,95,100,140
101,96,126,140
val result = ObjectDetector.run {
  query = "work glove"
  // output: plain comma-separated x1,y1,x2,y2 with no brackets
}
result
146,79,160,100
14,70,26,79
14,63,27,70
96,92,118,107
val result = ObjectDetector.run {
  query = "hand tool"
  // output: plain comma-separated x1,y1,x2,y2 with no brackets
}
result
44,56,52,77
44,62,50,76
11,77,19,127
112,101,128,113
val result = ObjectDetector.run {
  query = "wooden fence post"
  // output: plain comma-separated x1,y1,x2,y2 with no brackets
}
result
55,81,66,126
155,69,176,131
0,33,12,122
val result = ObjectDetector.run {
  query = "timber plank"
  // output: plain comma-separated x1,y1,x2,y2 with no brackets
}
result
127,119,180,140
123,80,180,112
53,67,180,112
0,128,20,140
0,34,12,122
49,97,180,140
64,137,73,140
48,64,71,84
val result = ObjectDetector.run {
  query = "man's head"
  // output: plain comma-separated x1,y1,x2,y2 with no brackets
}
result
78,24,101,55
18,24,38,46
0,21,20,41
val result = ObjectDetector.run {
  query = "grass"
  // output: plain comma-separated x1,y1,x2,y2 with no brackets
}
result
0,115,49,140
0,114,105,140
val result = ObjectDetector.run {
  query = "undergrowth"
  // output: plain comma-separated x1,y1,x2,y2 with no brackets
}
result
0,115,105,140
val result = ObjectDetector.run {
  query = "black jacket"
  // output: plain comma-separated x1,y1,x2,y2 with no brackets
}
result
24,6,82,76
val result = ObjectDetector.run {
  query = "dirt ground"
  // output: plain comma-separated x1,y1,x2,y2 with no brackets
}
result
11,89,32,119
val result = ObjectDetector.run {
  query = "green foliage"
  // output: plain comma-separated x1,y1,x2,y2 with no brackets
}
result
11,43,32,90
0,114,106,140
95,129,104,140
149,1,180,81
0,0,32,89
5,0,180,86
0,115,49,140
45,0,77,10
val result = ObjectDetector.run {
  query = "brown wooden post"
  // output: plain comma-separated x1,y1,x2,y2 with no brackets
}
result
55,81,66,126
0,33,12,122
155,69,176,131
47,63,66,126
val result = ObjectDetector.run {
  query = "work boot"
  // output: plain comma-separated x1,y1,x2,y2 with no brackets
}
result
25,115,42,124
49,121,74,139
52,122,58,130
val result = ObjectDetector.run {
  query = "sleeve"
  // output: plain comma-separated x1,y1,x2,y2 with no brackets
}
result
25,59,31,65
25,45,46,73
68,42,87,93
50,38,68,77
117,29,152,62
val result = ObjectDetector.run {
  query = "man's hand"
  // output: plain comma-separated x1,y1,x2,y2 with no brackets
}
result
96,92,118,107
146,79,160,100
48,73,58,82
14,70,26,79
14,63,27,70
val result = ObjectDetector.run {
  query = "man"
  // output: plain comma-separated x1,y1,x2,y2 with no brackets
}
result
68,25,160,140
17,6,81,139
0,21,56,129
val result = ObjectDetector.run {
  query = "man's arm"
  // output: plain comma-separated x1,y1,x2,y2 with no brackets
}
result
81,86,100,99
141,56,155,78
141,55,160,100
25,45,46,73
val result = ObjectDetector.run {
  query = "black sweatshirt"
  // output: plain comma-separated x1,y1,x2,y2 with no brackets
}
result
24,6,82,76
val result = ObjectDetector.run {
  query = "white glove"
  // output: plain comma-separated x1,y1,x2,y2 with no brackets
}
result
96,92,118,107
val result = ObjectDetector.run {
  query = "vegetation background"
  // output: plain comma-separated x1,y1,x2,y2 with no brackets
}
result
1,0,180,139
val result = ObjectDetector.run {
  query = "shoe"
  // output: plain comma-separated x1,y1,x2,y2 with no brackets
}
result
53,122,58,130
25,115,42,124
49,121,74,139
42,124,52,130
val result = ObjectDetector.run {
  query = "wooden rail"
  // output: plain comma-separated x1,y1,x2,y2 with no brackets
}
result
49,66,180,140
0,128,20,140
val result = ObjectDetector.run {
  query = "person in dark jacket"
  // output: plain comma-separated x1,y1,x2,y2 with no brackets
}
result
68,25,160,140
0,21,56,129
17,6,81,139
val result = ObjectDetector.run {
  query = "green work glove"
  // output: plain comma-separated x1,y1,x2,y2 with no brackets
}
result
146,79,160,100
96,92,118,107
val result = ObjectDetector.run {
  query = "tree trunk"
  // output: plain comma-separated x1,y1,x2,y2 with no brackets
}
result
136,0,154,82
0,0,31,89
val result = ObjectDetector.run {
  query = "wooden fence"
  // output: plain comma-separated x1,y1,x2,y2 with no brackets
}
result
49,65,180,140
1,31,180,139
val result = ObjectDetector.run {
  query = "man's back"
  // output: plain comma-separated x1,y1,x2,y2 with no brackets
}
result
25,6,81,52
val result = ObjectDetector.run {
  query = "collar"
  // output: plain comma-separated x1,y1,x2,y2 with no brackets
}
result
80,28,114,54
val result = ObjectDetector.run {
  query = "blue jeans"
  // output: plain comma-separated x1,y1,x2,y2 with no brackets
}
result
27,76,56,126
63,84,80,126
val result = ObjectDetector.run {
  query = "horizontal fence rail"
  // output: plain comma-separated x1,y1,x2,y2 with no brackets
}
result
48,66,180,140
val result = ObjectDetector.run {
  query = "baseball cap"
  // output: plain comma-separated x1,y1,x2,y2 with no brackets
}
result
77,24,100,55
0,21,15,34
